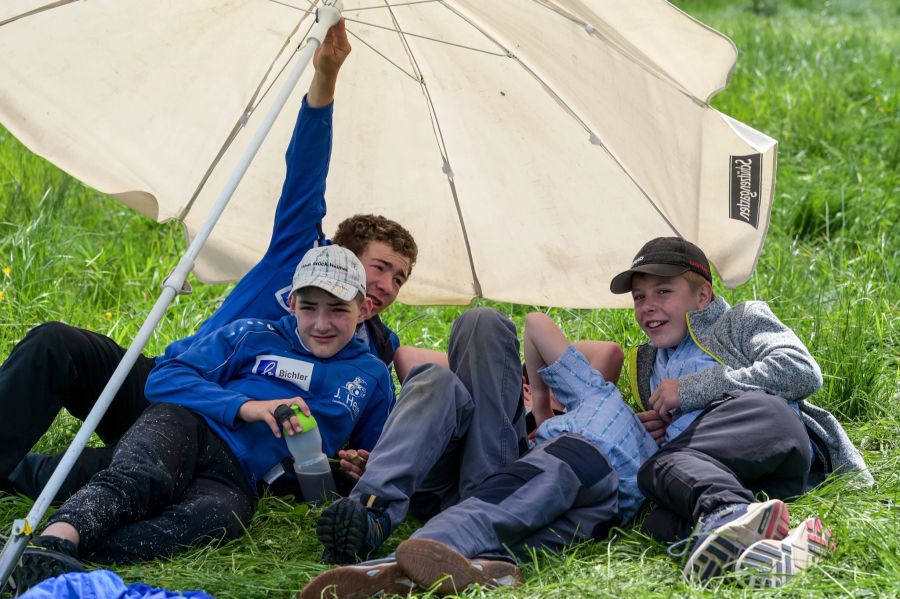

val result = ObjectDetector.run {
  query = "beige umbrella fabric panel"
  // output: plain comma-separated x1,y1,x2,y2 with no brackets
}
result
0,0,303,220
546,0,737,102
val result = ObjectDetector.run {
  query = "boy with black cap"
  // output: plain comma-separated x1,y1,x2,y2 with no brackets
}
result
6,245,395,592
610,236,869,585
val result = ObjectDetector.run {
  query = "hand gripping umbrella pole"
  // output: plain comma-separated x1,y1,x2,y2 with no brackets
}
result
0,1,344,586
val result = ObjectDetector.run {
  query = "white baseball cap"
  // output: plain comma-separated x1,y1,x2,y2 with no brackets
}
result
290,245,367,302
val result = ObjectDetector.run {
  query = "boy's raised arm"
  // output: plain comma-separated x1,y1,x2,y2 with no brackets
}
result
308,18,350,108
161,21,351,359
269,19,350,249
523,313,570,428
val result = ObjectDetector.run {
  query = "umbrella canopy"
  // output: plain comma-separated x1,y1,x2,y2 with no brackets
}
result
0,0,776,308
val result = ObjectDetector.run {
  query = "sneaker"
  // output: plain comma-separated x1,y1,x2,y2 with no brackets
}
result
682,499,791,582
317,497,391,564
395,538,522,595
736,517,835,588
1,534,84,595
299,560,417,599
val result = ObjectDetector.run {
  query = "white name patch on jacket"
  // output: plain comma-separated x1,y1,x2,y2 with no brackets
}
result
253,355,314,391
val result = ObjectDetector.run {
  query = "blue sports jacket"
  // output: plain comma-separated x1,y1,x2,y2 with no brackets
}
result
158,97,399,364
146,314,394,490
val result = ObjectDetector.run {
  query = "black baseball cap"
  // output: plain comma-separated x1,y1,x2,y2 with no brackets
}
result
609,237,712,294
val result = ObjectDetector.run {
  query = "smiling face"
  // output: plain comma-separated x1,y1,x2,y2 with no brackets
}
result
630,273,712,349
357,241,411,316
291,287,371,358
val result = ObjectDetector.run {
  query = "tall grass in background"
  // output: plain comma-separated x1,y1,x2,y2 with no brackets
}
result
0,0,897,596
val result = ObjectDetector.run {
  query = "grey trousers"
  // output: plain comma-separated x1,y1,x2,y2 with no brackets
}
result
350,308,527,529
410,433,620,559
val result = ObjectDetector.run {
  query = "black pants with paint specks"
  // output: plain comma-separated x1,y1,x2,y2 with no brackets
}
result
0,322,154,500
47,403,256,564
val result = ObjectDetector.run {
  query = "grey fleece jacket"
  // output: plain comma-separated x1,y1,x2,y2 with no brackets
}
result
630,297,872,486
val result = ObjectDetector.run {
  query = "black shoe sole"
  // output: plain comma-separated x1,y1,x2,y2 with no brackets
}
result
316,498,369,565
6,544,84,595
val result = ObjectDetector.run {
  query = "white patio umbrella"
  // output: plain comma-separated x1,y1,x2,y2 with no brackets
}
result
0,0,778,583
0,0,776,309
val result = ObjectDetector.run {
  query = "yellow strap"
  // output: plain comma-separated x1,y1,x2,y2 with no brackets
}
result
624,346,644,413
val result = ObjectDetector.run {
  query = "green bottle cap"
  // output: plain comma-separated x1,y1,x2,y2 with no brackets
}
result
291,404,318,431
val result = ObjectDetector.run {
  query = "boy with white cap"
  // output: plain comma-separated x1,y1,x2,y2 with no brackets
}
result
8,245,395,591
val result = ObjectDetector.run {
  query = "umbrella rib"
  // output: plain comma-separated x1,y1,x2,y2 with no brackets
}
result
381,0,483,298
177,8,317,221
0,0,79,27
349,0,443,10
441,0,682,236
342,16,507,57
269,0,442,11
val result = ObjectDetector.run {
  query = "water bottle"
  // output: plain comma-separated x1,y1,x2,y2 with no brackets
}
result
274,404,336,505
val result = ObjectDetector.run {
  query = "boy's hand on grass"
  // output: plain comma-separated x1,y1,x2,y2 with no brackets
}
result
337,449,370,480
637,410,668,445
649,379,680,423
238,398,311,438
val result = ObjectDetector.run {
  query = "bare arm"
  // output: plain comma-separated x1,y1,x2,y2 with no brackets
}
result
572,340,625,384
394,346,449,383
307,18,351,108
523,313,570,428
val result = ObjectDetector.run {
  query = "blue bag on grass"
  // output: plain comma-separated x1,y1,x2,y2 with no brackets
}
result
20,569,214,599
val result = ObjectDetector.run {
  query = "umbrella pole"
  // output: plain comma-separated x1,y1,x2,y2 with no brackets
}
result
0,1,344,587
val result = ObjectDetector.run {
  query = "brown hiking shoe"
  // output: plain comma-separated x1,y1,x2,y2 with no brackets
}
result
299,560,416,599
395,538,522,595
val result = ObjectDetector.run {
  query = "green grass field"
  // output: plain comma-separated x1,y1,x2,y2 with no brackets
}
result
1,0,897,596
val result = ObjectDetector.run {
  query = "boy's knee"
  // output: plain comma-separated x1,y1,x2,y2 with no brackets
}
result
141,402,197,432
725,390,808,441
637,454,660,491
524,312,552,329
453,307,515,338
470,460,543,505
24,321,79,347
399,364,472,412
404,362,457,390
